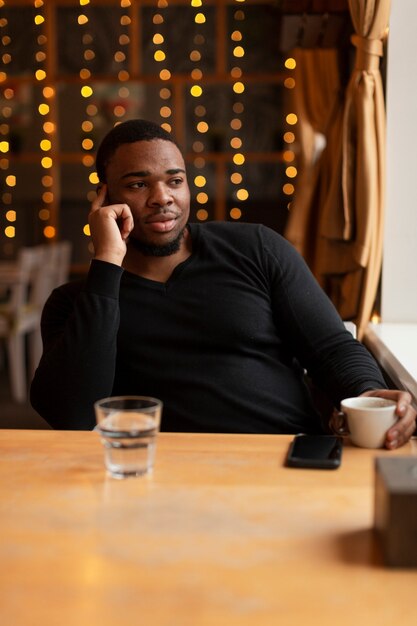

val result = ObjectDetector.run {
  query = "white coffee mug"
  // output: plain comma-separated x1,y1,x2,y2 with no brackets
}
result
339,397,398,449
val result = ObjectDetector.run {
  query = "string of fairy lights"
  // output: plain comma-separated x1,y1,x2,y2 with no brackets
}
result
80,0,133,251
34,0,58,241
229,1,247,221
0,0,298,253
189,0,210,222
283,56,297,208
152,0,172,133
0,0,16,247
77,0,97,249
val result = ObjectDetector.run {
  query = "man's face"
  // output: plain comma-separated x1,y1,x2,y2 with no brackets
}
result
105,139,190,253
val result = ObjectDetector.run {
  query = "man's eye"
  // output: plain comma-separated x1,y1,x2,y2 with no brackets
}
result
129,181,145,188
171,178,183,185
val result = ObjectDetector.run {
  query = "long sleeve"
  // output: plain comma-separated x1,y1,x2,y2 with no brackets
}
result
30,260,123,430
263,228,387,405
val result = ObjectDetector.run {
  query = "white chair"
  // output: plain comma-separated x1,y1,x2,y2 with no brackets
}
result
0,246,53,402
41,241,72,290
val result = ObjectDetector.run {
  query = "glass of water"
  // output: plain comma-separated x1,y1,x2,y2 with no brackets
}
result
94,396,163,479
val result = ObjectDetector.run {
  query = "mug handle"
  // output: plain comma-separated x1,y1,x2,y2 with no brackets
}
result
329,409,350,437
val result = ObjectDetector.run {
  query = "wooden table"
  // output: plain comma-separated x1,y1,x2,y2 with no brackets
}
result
1,430,417,626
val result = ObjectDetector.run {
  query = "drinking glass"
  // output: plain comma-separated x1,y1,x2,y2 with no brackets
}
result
94,396,163,478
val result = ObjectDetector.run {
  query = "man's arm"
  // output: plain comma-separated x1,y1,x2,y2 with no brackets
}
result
263,228,416,449
30,185,134,429
30,260,123,429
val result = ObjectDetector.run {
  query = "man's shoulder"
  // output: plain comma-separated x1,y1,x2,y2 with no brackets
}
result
192,220,282,243
49,276,86,303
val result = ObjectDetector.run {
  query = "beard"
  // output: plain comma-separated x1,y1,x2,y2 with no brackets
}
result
128,228,185,257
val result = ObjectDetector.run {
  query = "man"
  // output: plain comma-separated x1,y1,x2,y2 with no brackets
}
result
30,119,416,447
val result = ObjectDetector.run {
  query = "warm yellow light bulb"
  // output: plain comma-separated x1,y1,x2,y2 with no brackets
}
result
43,122,55,134
284,78,296,89
43,226,56,239
233,153,245,165
283,183,295,195
6,210,16,222
283,151,295,163
194,175,206,188
233,82,245,94
283,131,295,144
40,139,51,151
286,113,298,125
196,209,208,221
42,191,53,203
82,155,95,167
42,176,53,187
81,86,93,98
82,138,94,150
231,31,242,41
38,102,49,115
196,192,208,204
159,88,171,100
236,189,249,201
285,57,296,70
160,106,171,118
233,46,245,58
41,157,53,169
286,166,297,178
113,105,125,118
39,209,50,220
190,85,203,97
230,208,242,220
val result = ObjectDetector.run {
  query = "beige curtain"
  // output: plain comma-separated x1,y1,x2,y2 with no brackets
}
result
285,0,390,338
285,48,344,268
286,1,391,340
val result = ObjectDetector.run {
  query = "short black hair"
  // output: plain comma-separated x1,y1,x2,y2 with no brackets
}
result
95,119,179,183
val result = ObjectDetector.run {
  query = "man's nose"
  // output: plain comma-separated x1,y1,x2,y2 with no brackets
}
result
148,183,172,206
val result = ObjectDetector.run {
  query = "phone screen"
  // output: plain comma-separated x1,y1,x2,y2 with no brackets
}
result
286,435,343,469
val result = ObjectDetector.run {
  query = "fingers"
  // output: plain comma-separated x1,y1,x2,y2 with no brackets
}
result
91,183,108,212
88,185,134,265
361,389,417,449
117,205,134,240
89,186,134,239
385,404,416,449
385,391,416,449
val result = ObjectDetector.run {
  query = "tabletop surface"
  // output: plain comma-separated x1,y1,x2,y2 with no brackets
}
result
1,429,417,626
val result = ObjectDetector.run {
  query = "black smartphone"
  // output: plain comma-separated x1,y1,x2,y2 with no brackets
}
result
285,434,343,469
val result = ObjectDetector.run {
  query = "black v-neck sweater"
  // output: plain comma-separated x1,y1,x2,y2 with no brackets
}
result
30,222,386,431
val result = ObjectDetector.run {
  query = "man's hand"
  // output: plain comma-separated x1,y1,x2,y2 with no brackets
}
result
88,184,134,266
360,389,417,449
